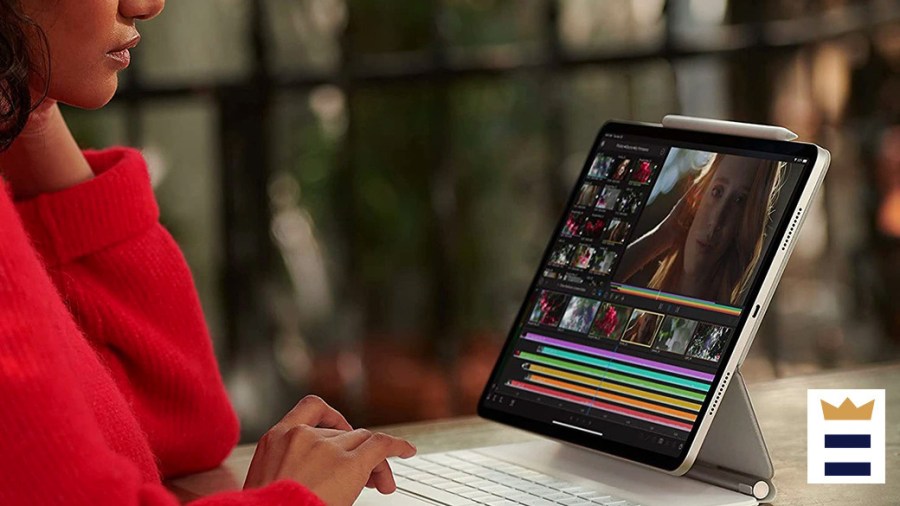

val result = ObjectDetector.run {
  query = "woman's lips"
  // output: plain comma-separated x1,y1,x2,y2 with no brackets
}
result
106,49,131,67
696,239,713,251
107,34,140,68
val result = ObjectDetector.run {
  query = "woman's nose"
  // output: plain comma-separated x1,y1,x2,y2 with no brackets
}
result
708,203,727,236
120,0,166,21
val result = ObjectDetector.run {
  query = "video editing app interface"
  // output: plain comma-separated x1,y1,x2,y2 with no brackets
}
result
485,131,808,457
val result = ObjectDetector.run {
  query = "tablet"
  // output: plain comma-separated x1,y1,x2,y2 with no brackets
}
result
477,119,829,474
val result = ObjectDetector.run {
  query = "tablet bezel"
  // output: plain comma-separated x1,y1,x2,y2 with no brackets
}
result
477,119,823,473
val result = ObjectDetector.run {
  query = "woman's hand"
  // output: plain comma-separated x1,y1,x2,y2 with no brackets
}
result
244,395,417,506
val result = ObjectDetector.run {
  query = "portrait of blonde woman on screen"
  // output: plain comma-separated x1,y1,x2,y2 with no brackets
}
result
615,150,787,307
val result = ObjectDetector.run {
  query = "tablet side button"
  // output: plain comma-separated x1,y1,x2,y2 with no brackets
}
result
752,304,760,318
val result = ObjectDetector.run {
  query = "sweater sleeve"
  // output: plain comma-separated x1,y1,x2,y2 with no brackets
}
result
15,148,238,478
0,181,323,505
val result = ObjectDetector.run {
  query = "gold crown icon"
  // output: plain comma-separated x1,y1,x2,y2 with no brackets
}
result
820,398,875,421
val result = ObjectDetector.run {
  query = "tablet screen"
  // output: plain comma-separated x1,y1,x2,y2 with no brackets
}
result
478,121,818,470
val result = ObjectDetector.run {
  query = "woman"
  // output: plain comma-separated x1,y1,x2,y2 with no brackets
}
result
0,1,415,505
615,154,785,306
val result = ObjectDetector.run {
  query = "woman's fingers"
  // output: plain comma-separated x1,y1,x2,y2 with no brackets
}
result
367,459,397,494
354,432,417,470
313,427,347,438
331,428,377,450
281,395,353,431
333,429,414,494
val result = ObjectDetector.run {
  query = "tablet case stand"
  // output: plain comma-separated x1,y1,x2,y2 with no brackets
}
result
686,370,775,502
657,114,788,503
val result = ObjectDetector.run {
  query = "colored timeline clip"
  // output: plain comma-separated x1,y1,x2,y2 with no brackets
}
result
609,283,741,317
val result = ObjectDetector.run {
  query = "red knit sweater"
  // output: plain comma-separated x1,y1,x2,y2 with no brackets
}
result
0,148,324,505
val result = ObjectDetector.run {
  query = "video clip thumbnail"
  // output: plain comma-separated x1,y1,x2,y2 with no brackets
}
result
588,154,615,180
622,308,664,347
604,218,632,244
616,188,642,215
562,211,584,238
559,296,602,334
596,185,621,211
528,290,570,327
589,249,618,276
576,182,601,207
571,244,597,270
630,159,656,184
610,159,632,181
549,242,577,267
653,316,699,355
580,216,606,241
686,323,731,362
589,302,633,340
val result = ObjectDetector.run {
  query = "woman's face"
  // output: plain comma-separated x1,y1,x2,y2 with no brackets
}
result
683,156,759,277
21,0,165,109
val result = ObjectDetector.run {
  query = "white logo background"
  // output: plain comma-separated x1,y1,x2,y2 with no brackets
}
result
807,389,885,484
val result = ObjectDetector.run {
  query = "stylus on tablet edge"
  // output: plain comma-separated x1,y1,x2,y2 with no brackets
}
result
661,114,799,142
688,463,770,500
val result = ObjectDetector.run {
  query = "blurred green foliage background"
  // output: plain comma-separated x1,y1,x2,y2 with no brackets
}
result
65,0,900,441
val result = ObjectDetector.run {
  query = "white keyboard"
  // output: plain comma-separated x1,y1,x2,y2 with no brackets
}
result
390,450,640,506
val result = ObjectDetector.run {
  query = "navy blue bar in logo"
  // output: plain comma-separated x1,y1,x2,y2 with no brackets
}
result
824,462,871,476
824,434,871,448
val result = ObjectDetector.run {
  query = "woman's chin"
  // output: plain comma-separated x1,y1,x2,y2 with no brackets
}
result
51,79,118,110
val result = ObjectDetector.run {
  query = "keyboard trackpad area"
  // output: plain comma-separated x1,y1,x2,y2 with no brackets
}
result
356,486,437,505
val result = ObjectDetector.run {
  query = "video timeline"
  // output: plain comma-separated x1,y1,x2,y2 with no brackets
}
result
501,287,728,435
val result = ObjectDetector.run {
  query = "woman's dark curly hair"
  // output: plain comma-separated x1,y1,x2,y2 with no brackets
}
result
0,0,50,152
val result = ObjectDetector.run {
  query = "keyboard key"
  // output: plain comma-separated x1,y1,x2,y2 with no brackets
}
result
481,499,520,506
516,497,557,506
